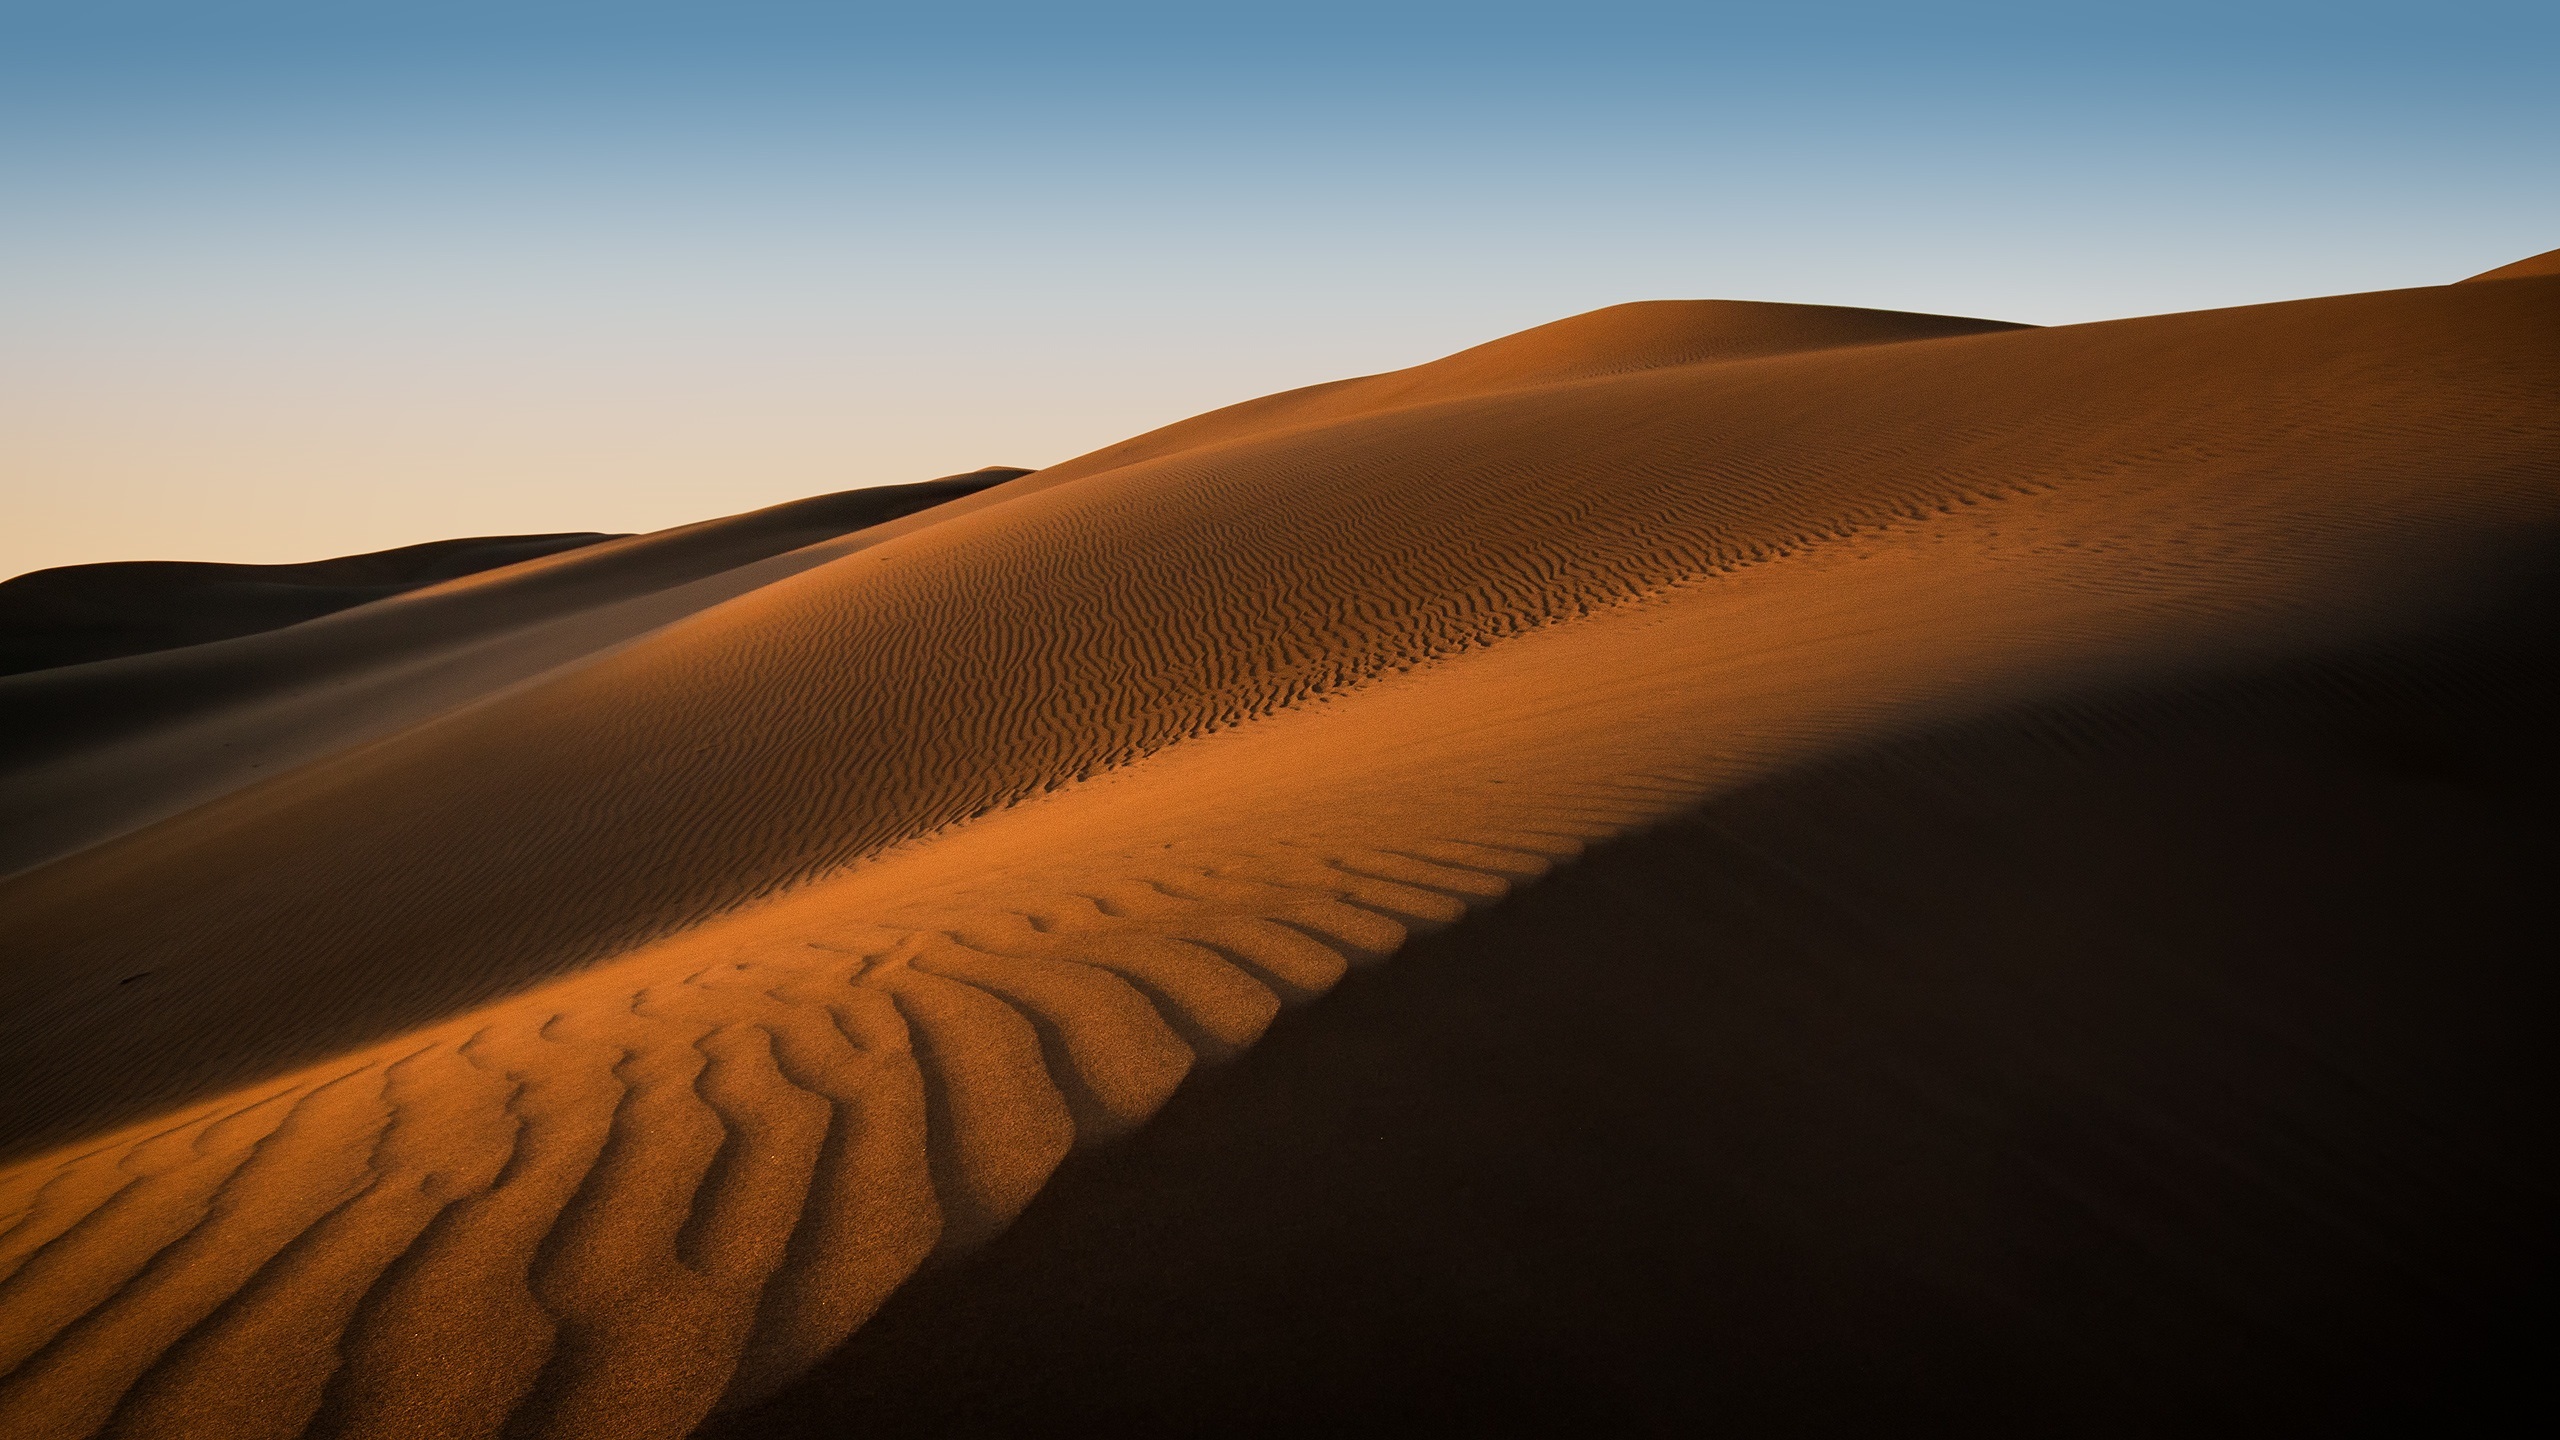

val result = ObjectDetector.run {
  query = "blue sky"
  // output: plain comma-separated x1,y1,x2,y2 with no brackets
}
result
4,2,2554,577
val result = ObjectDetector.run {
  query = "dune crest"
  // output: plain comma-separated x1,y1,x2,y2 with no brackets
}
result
0,277,2555,1437
2461,245,2560,282
1031,298,2028,488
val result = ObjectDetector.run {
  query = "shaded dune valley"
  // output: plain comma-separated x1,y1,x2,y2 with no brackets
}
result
1,263,2556,1438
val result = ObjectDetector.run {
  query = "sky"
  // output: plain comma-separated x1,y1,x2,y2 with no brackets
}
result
3,2,2555,579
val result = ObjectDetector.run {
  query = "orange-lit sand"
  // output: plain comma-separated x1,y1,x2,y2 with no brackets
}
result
1,269,2555,1437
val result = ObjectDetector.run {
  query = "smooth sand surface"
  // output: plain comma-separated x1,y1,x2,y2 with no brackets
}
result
1028,300,2030,491
2464,245,2560,282
0,265,2553,1437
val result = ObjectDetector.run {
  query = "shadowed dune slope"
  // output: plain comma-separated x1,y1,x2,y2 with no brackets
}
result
0,277,2555,1439
0,467,1026,879
715,578,2560,1438
0,533,623,679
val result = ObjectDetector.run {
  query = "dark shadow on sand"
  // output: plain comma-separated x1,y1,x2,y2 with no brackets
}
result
713,583,2560,1437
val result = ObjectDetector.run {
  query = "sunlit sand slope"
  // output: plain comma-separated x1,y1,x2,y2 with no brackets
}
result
0,273,2555,1438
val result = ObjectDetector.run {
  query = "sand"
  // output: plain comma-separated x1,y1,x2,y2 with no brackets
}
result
0,261,2554,1437
2464,245,2560,282
0,468,1025,880
715,585,2560,1436
0,534,626,678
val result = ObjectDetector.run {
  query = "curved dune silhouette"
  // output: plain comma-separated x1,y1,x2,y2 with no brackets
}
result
0,258,2554,1437
0,533,625,678
1030,298,2030,488
2464,245,2560,282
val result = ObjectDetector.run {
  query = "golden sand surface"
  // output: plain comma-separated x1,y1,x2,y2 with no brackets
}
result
0,270,2554,1437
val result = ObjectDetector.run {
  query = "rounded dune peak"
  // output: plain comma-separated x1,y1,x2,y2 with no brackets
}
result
1376,297,2034,400
1035,298,2028,487
2460,246,2560,283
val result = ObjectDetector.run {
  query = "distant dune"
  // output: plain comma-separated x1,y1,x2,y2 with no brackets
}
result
0,534,624,678
0,259,2553,1438
0,468,1026,880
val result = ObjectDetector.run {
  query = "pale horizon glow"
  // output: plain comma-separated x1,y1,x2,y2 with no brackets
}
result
4,2,2555,579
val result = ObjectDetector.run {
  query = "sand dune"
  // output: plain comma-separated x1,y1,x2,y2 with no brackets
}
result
0,260,2554,1437
1029,298,2029,488
0,468,1025,879
2465,244,2560,281
0,534,623,678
